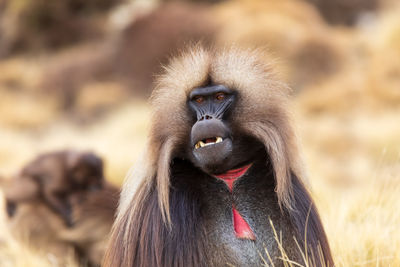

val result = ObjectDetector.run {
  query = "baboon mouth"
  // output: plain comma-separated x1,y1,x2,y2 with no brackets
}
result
194,137,223,149
191,136,233,173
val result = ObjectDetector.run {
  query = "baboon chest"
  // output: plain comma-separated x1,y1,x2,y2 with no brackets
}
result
199,173,299,267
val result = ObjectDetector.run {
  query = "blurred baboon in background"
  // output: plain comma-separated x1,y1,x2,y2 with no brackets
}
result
5,184,118,266
2,150,119,266
4,150,104,225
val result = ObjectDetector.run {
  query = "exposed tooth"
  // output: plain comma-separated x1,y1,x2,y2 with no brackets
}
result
195,141,205,149
195,138,223,149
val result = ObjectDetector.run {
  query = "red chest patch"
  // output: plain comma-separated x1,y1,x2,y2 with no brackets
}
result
214,164,256,240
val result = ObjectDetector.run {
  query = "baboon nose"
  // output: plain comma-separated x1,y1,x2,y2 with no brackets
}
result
199,114,213,121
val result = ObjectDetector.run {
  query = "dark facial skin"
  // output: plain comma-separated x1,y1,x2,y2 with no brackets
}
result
187,85,263,174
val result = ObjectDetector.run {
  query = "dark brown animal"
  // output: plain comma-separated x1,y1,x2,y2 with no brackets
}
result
4,183,118,266
3,150,119,266
104,46,334,266
4,150,104,225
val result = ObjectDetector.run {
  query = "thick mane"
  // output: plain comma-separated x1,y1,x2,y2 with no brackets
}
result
104,46,333,266
119,46,303,221
289,173,334,266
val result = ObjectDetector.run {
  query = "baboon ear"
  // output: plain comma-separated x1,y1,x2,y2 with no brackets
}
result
4,176,39,203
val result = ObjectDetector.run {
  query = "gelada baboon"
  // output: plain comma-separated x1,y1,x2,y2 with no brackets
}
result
4,150,104,225
4,183,118,266
104,46,334,266
3,150,118,266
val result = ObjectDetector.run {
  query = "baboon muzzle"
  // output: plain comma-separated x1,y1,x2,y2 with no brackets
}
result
191,118,230,148
190,117,233,173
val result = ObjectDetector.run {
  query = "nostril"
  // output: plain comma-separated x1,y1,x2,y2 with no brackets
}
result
199,115,213,121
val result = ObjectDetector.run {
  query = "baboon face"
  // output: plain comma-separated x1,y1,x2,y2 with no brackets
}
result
66,152,104,190
187,84,264,174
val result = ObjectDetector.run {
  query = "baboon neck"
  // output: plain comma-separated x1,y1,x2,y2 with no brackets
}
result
214,164,252,191
214,164,256,240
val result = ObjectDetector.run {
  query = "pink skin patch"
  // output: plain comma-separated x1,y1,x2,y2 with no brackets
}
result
214,164,256,240
232,206,256,240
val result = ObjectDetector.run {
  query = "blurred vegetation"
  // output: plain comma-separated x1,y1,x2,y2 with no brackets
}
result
0,0,399,266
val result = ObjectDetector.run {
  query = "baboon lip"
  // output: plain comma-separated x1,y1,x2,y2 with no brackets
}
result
191,118,230,149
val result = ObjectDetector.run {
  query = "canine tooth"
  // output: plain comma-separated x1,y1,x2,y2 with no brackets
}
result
199,141,205,147
216,137,223,143
195,143,200,149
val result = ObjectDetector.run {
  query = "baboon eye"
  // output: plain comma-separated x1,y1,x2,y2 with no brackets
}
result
215,92,225,101
194,96,204,104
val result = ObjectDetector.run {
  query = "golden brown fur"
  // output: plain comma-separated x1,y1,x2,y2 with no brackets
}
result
105,46,333,266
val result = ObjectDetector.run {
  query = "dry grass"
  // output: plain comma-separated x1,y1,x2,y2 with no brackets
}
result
298,110,400,267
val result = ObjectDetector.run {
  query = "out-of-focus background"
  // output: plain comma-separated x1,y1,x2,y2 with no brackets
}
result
0,0,399,266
